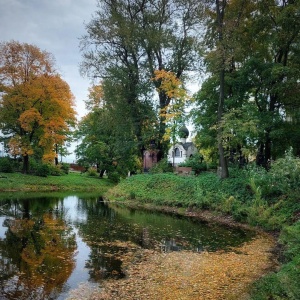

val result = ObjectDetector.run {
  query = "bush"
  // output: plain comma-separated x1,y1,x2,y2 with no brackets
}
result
279,222,300,261
268,149,300,194
60,163,70,174
207,161,218,170
0,157,14,173
48,164,65,176
108,171,120,183
149,158,173,174
87,168,97,177
35,164,50,177
29,160,66,177
248,149,300,200
179,153,207,174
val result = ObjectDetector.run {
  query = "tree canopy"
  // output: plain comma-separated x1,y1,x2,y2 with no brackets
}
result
0,41,76,173
80,0,202,162
191,0,300,174
76,0,300,178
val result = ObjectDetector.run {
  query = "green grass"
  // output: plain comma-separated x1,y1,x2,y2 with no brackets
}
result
0,171,114,192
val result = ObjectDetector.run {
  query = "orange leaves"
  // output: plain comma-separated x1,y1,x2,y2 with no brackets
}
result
0,41,76,163
0,41,54,86
153,69,188,101
19,108,43,131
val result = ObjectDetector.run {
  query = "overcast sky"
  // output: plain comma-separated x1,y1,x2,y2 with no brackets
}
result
0,0,98,120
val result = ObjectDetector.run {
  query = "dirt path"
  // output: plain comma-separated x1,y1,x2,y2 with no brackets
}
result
67,234,276,300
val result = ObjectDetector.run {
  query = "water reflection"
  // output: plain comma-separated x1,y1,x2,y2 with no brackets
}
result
0,203,76,299
0,194,255,299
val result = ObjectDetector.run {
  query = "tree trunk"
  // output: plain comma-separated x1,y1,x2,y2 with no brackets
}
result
264,131,272,169
216,0,229,179
217,68,229,179
22,155,29,174
55,144,59,165
157,92,170,161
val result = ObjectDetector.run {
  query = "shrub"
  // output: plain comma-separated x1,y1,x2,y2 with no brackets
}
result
179,153,207,174
60,163,70,174
268,149,300,194
35,164,50,177
279,222,300,261
149,158,173,174
87,168,97,177
108,171,120,183
0,157,14,173
248,149,300,200
48,164,64,176
207,161,218,170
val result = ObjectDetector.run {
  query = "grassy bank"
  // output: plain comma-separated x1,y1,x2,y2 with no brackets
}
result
0,171,114,193
105,167,300,299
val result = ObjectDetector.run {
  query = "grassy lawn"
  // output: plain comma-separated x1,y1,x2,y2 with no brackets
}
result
0,171,114,192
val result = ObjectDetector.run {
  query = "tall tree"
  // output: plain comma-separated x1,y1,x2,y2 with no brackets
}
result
76,82,145,178
80,0,202,160
194,0,300,171
238,0,300,164
215,0,229,178
0,41,76,173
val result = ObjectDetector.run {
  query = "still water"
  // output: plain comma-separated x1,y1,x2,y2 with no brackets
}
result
0,194,255,299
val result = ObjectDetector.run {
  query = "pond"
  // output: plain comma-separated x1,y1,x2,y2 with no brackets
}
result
0,194,255,299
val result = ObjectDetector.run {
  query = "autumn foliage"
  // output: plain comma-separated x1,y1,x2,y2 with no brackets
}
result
0,41,76,172
152,69,190,142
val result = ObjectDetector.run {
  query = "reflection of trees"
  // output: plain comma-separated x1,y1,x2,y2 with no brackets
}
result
0,199,76,300
0,196,64,219
76,200,139,280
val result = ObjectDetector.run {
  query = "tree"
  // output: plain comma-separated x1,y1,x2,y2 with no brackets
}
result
75,82,144,179
75,109,114,177
80,0,202,160
0,41,76,173
194,0,300,172
236,0,300,164
214,0,230,178
195,0,234,178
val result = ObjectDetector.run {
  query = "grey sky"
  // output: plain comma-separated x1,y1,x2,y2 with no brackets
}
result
0,0,97,119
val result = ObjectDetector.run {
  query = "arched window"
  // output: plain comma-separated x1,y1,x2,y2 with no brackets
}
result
174,148,180,157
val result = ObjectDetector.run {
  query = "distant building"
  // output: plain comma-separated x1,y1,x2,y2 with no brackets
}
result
143,149,158,172
167,125,198,166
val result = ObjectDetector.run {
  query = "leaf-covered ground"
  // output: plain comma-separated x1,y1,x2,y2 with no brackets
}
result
67,235,276,300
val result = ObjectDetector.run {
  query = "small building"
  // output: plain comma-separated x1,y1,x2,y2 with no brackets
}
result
167,125,197,166
143,149,158,172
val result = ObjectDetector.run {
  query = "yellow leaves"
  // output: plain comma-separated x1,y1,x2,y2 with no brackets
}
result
19,108,43,131
42,152,56,163
152,69,189,102
163,128,172,141
152,69,192,143
95,236,275,300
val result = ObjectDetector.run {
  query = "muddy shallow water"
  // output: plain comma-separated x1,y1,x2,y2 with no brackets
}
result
0,194,259,299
